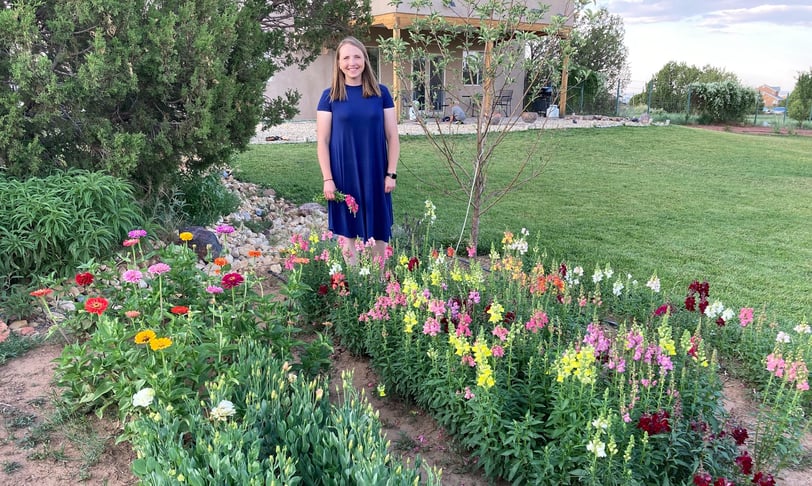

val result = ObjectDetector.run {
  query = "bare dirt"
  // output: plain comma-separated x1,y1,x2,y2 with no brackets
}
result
692,124,812,137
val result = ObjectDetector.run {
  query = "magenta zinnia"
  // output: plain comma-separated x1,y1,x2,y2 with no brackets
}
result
122,269,143,284
221,272,244,289
148,263,171,275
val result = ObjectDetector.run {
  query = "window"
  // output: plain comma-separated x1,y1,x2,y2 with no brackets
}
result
367,47,381,80
462,51,483,86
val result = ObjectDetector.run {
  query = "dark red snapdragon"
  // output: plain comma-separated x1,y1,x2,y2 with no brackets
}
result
637,409,671,435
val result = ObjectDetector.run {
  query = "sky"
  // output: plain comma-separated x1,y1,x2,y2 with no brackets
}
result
594,1,812,96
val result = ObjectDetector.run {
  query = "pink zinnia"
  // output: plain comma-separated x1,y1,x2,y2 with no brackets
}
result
125,310,141,319
148,263,171,275
123,238,139,247
122,269,143,284
128,229,147,239
216,224,235,234
206,285,224,294
221,272,244,289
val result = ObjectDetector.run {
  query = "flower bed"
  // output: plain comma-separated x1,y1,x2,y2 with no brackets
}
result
283,203,809,485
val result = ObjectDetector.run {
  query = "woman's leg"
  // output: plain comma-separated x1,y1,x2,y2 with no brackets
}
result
338,236,359,266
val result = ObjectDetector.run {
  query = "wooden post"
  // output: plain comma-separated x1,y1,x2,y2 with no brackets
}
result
392,26,402,121
559,52,569,118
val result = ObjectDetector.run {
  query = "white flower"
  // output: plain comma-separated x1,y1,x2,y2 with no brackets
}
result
646,275,661,293
776,331,791,344
573,266,584,277
704,300,725,319
358,267,371,276
210,400,236,421
586,438,607,458
592,417,609,430
721,308,735,322
592,269,603,284
424,200,437,224
603,265,614,279
132,388,155,408
794,323,811,334
612,281,624,296
520,227,529,236
329,262,343,275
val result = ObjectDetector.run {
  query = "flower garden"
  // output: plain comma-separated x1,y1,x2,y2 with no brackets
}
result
30,205,810,485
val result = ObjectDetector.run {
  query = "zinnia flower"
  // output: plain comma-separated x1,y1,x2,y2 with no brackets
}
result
125,310,141,319
215,224,235,234
122,269,143,284
85,297,109,315
30,288,53,298
206,285,224,294
148,263,171,275
132,388,155,408
221,272,244,289
75,272,94,286
128,229,147,239
123,238,139,247
247,250,262,258
213,257,228,267
149,337,172,351
134,330,156,344
179,231,193,241
170,305,189,315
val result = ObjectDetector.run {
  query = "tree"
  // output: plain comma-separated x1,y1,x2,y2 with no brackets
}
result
689,80,757,124
380,0,589,249
0,0,369,191
629,61,737,111
787,68,812,123
787,98,811,127
568,6,629,113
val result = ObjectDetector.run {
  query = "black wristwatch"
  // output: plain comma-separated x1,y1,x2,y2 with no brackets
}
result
386,172,397,180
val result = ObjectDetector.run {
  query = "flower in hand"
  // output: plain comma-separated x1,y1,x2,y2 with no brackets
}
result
315,191,359,217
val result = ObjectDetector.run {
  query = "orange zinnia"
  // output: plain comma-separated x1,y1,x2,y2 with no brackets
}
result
214,257,227,267
85,297,109,315
247,250,262,258
30,288,53,298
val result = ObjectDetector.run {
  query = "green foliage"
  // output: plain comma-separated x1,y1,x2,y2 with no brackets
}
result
130,346,438,485
0,332,43,365
690,80,758,124
787,97,811,127
790,68,812,104
629,61,738,111
175,170,241,227
0,0,369,190
0,170,143,290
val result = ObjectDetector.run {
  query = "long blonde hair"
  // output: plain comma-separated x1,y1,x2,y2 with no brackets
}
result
329,37,382,102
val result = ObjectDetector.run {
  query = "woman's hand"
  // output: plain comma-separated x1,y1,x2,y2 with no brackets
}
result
384,175,396,193
324,179,337,200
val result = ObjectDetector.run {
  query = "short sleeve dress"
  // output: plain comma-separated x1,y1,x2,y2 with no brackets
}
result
317,84,395,242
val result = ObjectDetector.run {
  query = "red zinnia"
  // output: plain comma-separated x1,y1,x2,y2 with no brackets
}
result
170,306,189,315
221,272,244,289
85,297,109,315
75,272,94,286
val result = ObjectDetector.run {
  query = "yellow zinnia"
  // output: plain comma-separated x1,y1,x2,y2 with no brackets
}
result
179,232,193,241
149,336,173,351
134,330,156,344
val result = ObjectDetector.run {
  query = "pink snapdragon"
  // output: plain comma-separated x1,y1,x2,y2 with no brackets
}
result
739,307,754,327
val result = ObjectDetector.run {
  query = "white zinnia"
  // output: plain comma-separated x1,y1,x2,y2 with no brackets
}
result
210,400,236,421
132,388,155,408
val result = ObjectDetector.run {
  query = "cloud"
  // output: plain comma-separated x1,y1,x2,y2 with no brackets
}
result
598,1,812,28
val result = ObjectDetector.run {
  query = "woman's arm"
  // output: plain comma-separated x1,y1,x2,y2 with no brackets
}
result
383,107,399,194
316,110,336,200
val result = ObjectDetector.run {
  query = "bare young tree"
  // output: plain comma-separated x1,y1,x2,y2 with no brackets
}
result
380,0,589,250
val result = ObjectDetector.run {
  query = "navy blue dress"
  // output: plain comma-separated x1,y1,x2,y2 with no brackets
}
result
317,84,395,242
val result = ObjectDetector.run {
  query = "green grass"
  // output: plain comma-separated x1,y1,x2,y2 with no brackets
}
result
232,125,812,324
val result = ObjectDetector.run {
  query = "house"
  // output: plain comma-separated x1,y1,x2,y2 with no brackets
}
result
263,0,575,121
757,85,785,109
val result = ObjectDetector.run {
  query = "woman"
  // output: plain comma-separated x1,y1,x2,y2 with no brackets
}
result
317,37,400,265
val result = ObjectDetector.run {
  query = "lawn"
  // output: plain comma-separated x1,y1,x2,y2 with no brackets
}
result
232,125,812,325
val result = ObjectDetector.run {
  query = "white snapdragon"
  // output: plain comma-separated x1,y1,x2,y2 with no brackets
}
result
704,300,725,319
612,281,624,297
646,275,661,293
